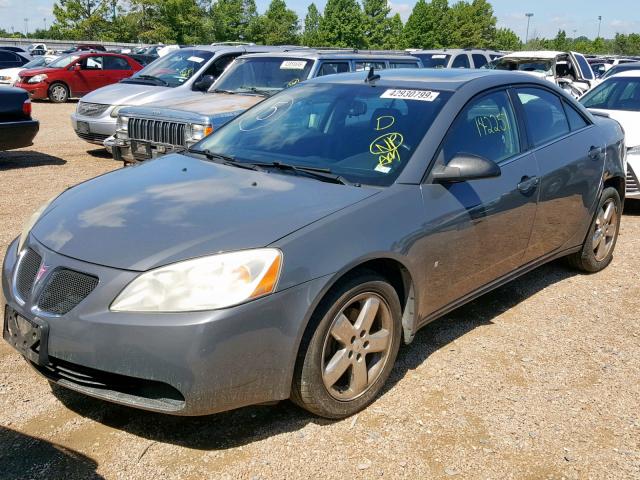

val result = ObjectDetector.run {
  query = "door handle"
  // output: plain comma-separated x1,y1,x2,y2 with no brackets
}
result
589,146,603,160
517,175,539,194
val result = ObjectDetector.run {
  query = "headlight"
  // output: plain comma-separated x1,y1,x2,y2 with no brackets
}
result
189,124,213,142
110,248,282,312
116,115,129,137
110,105,129,118
28,74,47,84
17,196,57,252
0,76,10,81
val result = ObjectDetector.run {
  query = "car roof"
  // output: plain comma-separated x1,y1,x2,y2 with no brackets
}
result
237,50,419,61
185,45,296,55
609,69,640,78
502,50,565,59
304,68,536,91
409,48,499,54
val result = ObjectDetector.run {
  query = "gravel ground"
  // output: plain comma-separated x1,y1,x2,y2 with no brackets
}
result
0,102,639,480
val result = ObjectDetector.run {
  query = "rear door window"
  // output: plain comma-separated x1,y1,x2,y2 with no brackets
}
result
451,54,470,69
104,56,131,70
389,61,420,69
516,87,570,147
440,90,520,164
472,54,488,68
317,62,350,76
355,61,386,71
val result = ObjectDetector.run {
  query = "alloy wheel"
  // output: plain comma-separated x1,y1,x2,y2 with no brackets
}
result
51,85,67,102
592,198,618,262
321,292,394,401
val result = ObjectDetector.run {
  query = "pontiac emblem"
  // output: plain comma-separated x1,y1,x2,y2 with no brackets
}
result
35,263,49,283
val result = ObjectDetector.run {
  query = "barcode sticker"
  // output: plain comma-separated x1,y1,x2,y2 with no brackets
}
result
280,60,307,70
380,89,440,102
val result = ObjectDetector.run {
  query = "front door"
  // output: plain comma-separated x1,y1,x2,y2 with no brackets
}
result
73,55,108,95
417,89,539,316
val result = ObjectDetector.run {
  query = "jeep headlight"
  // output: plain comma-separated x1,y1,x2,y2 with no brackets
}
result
116,115,129,138
111,249,282,312
189,124,213,142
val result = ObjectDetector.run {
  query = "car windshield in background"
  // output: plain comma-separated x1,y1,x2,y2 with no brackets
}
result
22,57,48,69
416,54,450,68
47,54,80,69
580,77,640,111
125,49,214,87
494,58,553,74
195,83,451,187
213,58,313,95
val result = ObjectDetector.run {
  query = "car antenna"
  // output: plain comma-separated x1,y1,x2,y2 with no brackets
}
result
365,66,380,84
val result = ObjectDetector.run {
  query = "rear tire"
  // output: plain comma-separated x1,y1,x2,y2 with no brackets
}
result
291,272,402,419
48,82,69,103
567,186,621,272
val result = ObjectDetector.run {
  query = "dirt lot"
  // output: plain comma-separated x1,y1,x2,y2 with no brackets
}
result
0,101,639,480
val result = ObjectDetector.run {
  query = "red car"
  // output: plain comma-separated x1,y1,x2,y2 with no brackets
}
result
15,52,143,103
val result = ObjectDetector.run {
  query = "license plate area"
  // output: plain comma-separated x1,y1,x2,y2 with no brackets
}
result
3,306,49,365
76,121,90,134
131,140,152,160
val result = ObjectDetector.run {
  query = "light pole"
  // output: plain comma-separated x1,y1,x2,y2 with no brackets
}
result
597,15,602,39
23,18,28,37
525,13,534,45
44,18,47,31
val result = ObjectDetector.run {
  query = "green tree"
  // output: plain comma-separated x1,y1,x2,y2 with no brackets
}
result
552,29,568,51
362,0,391,49
318,0,364,48
301,3,323,46
383,13,404,49
51,0,112,39
403,0,450,49
254,0,299,45
210,0,259,41
131,0,205,43
492,27,521,51
448,0,496,48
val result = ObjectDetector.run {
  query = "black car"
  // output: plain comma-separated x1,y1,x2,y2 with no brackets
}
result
0,50,30,69
126,53,158,67
0,46,28,54
0,87,39,151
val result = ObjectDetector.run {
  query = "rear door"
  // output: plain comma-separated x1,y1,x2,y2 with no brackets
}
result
103,55,134,83
419,89,539,315
515,86,604,262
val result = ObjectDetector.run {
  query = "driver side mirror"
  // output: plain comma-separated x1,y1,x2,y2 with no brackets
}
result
194,75,215,92
432,154,501,183
73,64,81,71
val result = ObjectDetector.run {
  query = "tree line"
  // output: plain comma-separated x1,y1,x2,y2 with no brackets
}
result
1,0,639,56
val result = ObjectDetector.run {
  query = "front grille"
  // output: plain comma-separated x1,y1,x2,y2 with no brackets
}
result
77,102,110,117
75,131,110,143
626,165,639,193
37,269,99,315
16,249,42,301
128,117,186,147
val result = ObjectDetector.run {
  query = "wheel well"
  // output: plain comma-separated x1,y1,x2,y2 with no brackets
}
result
604,176,625,202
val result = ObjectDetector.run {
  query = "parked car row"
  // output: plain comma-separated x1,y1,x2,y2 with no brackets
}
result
2,67,626,420
0,87,38,151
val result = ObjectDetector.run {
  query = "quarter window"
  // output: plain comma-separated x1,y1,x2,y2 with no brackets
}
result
563,101,589,131
451,54,470,69
355,61,386,71
317,62,350,76
440,90,520,164
389,61,419,69
517,88,570,147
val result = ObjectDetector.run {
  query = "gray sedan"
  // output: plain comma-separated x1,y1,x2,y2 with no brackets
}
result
2,69,625,419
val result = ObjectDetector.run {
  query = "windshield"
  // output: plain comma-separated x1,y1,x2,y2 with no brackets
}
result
580,77,640,111
126,49,214,87
47,54,80,69
213,58,313,95
195,83,451,186
416,54,450,68
494,58,553,75
601,65,640,80
22,57,48,69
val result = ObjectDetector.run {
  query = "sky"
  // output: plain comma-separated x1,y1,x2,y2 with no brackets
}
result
0,0,638,41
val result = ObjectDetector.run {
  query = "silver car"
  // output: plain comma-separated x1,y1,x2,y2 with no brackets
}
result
70,45,294,145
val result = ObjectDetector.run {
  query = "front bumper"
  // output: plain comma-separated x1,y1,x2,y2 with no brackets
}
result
71,112,117,145
2,236,328,415
0,120,39,150
14,81,48,100
626,154,640,199
107,136,183,163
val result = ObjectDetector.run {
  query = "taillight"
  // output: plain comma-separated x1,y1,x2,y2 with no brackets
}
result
22,99,32,117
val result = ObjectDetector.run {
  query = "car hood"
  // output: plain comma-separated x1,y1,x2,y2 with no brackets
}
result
588,109,640,147
80,82,200,107
32,154,378,271
17,67,53,77
0,67,22,78
151,92,264,116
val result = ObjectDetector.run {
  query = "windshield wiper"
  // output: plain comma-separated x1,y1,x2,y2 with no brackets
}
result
134,74,169,86
211,88,239,95
237,86,276,97
187,148,264,171
250,161,356,186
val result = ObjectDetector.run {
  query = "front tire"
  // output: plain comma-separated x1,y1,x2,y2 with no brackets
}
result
48,82,69,103
567,186,621,272
291,272,402,419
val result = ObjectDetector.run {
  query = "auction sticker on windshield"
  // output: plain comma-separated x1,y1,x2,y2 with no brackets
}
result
381,89,440,102
187,56,205,63
280,60,307,70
